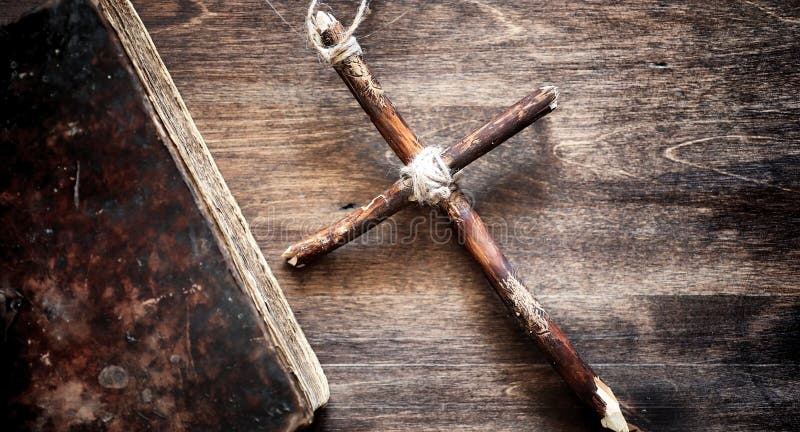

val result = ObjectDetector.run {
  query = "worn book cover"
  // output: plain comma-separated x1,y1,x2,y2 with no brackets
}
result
0,0,328,430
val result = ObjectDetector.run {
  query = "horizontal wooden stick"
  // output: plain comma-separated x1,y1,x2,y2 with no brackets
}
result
440,86,558,171
283,86,557,266
284,180,411,267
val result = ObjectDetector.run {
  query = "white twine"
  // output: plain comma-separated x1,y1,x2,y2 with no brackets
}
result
401,147,454,205
306,0,368,65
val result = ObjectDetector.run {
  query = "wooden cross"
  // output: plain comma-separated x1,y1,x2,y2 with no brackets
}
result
285,10,643,432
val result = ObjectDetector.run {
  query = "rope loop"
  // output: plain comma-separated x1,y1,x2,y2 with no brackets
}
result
306,0,368,65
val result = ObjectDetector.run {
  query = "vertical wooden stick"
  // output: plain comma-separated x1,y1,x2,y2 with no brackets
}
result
307,11,639,431
443,191,634,432
317,12,423,164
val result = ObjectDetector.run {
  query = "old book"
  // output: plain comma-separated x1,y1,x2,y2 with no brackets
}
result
0,0,328,430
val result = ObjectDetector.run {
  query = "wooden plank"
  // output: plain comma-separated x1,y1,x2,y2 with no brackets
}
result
293,294,800,365
2,0,798,430
315,364,800,431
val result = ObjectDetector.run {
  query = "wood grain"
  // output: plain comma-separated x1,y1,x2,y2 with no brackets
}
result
3,1,799,431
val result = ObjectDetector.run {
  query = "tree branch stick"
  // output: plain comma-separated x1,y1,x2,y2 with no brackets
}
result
284,180,412,268
298,11,639,431
317,11,423,164
442,191,636,432
283,86,557,266
440,86,558,171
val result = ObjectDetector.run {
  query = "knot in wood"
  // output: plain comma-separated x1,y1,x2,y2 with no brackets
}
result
400,146,454,205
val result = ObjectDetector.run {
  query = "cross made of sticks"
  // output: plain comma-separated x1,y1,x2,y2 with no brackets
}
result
284,9,643,432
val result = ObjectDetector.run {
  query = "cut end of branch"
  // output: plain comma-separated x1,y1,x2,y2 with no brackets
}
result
540,85,560,110
284,248,299,267
594,377,629,432
315,11,338,34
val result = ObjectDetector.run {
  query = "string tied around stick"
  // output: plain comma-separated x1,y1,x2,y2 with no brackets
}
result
306,0,368,66
401,146,455,205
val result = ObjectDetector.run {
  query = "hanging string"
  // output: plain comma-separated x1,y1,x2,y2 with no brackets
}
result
306,0,369,65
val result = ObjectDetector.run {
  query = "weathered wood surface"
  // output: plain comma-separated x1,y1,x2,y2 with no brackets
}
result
3,1,799,431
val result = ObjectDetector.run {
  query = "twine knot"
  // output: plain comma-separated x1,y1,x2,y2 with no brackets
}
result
306,0,368,66
401,147,454,205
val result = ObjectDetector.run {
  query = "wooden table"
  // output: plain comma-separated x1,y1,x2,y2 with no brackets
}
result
3,1,798,430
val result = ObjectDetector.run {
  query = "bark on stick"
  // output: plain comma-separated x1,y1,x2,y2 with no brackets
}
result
295,11,640,431
283,86,557,266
